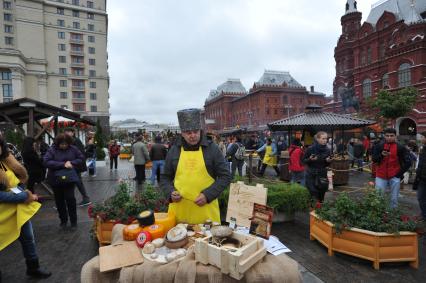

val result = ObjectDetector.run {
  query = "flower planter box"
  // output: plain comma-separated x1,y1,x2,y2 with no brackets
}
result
309,212,418,270
95,217,117,246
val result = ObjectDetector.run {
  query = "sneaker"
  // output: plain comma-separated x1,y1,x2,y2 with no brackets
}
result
79,200,92,207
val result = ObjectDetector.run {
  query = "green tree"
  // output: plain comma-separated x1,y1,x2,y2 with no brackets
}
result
95,119,106,160
369,87,418,126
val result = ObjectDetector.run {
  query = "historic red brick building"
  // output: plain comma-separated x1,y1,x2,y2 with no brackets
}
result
328,0,426,136
204,70,327,132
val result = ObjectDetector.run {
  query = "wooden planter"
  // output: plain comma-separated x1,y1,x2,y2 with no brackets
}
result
309,212,418,269
330,159,349,185
95,217,116,246
119,153,131,159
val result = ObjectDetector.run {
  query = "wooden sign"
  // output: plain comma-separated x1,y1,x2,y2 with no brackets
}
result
99,241,143,272
226,181,267,228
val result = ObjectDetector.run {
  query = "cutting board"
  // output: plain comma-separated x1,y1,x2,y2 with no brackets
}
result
99,241,144,272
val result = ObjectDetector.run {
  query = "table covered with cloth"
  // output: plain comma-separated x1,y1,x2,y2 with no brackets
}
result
81,224,302,283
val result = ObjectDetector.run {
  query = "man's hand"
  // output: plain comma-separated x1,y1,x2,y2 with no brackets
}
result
171,191,182,203
194,193,207,207
25,190,39,203
382,150,389,157
326,156,333,163
309,154,318,161
64,161,73,168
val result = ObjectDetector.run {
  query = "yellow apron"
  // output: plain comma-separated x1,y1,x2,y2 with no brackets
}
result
0,162,40,251
168,147,220,224
263,145,277,166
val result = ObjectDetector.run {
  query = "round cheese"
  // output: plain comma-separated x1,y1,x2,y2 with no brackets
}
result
136,231,152,248
123,224,144,241
154,212,176,233
143,224,166,239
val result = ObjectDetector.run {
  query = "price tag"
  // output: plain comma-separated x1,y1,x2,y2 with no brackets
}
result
11,187,23,194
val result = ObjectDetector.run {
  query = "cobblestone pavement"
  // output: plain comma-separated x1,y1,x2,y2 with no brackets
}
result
0,159,423,283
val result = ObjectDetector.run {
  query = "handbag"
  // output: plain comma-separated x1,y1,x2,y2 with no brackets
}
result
53,168,79,185
315,175,329,192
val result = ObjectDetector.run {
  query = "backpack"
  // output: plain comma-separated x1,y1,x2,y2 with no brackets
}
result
235,143,246,160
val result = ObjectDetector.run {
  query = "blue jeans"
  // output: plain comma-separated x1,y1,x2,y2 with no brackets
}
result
150,160,165,185
291,171,305,187
19,221,38,261
418,181,426,219
375,177,400,208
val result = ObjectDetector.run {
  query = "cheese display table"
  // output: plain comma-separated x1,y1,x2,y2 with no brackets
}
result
81,224,302,283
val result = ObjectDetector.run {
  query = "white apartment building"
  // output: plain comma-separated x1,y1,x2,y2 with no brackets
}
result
0,0,109,125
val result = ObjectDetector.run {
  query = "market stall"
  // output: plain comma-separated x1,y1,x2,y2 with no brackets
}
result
268,105,376,185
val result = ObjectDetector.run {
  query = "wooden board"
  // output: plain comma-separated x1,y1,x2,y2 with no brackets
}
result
99,241,143,273
226,182,267,228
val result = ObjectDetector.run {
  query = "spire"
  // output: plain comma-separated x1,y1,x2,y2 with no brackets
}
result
345,0,358,15
406,0,422,25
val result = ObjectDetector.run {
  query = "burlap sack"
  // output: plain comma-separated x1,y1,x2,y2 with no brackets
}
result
81,224,301,283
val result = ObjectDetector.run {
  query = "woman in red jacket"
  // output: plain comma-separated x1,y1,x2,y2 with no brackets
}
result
289,139,305,186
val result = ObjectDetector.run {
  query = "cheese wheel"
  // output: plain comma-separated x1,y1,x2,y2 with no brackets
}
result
154,212,176,233
137,210,155,226
142,224,165,239
136,231,152,248
123,224,144,241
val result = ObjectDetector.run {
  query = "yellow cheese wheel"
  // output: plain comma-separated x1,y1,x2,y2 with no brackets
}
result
154,212,176,233
123,223,144,241
142,224,165,240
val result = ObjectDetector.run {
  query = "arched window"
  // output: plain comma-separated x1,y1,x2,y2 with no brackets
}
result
362,79,372,98
398,63,411,87
382,73,389,89
367,47,372,64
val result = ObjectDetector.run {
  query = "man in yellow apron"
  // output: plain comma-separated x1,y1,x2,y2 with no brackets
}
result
160,109,232,224
257,137,280,177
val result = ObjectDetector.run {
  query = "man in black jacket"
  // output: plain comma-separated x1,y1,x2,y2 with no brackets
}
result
149,135,167,185
160,109,231,224
414,131,426,232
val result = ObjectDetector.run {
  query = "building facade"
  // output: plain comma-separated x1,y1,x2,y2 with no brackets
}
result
204,70,327,132
0,0,109,126
330,0,426,135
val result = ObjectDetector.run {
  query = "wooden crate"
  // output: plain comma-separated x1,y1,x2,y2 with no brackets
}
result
95,217,116,246
195,232,267,280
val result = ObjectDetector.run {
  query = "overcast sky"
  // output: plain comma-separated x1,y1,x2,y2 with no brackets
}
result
107,0,376,124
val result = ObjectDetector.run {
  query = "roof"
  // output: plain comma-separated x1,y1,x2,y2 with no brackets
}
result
0,98,95,125
255,70,302,88
207,79,247,101
366,0,426,27
268,106,376,131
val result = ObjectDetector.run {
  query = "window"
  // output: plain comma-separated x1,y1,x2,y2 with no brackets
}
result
88,24,94,31
88,47,95,54
4,25,13,33
57,19,65,27
3,1,12,9
72,79,84,88
3,84,12,97
59,56,66,63
90,105,97,112
72,68,84,75
360,50,366,65
87,13,94,19
61,105,68,109
90,92,97,100
60,80,67,87
71,56,83,63
382,73,389,89
72,10,80,17
59,68,67,75
73,22,80,29
73,103,85,112
367,47,372,64
89,70,96,77
60,92,68,99
4,37,13,45
88,35,95,42
362,78,372,98
58,43,66,51
1,71,11,80
58,32,65,39
4,13,12,21
72,0,80,5
89,58,96,65
72,92,85,99
398,63,411,87
87,1,94,8
90,81,96,88
57,7,64,15
70,33,83,41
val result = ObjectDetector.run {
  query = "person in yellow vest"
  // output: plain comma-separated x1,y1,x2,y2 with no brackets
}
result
257,137,280,177
160,109,232,224
0,136,51,279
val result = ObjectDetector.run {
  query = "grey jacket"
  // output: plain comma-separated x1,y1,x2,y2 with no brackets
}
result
132,141,150,165
160,136,231,203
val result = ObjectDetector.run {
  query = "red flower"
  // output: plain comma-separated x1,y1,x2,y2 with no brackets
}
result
315,201,322,209
87,205,94,218
400,215,410,222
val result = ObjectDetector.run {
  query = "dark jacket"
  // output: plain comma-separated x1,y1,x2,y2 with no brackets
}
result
160,135,231,203
150,143,167,161
73,137,85,154
372,142,411,179
85,144,96,159
353,143,365,159
226,142,243,162
416,147,426,182
43,145,85,184
302,143,331,174
22,150,44,182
